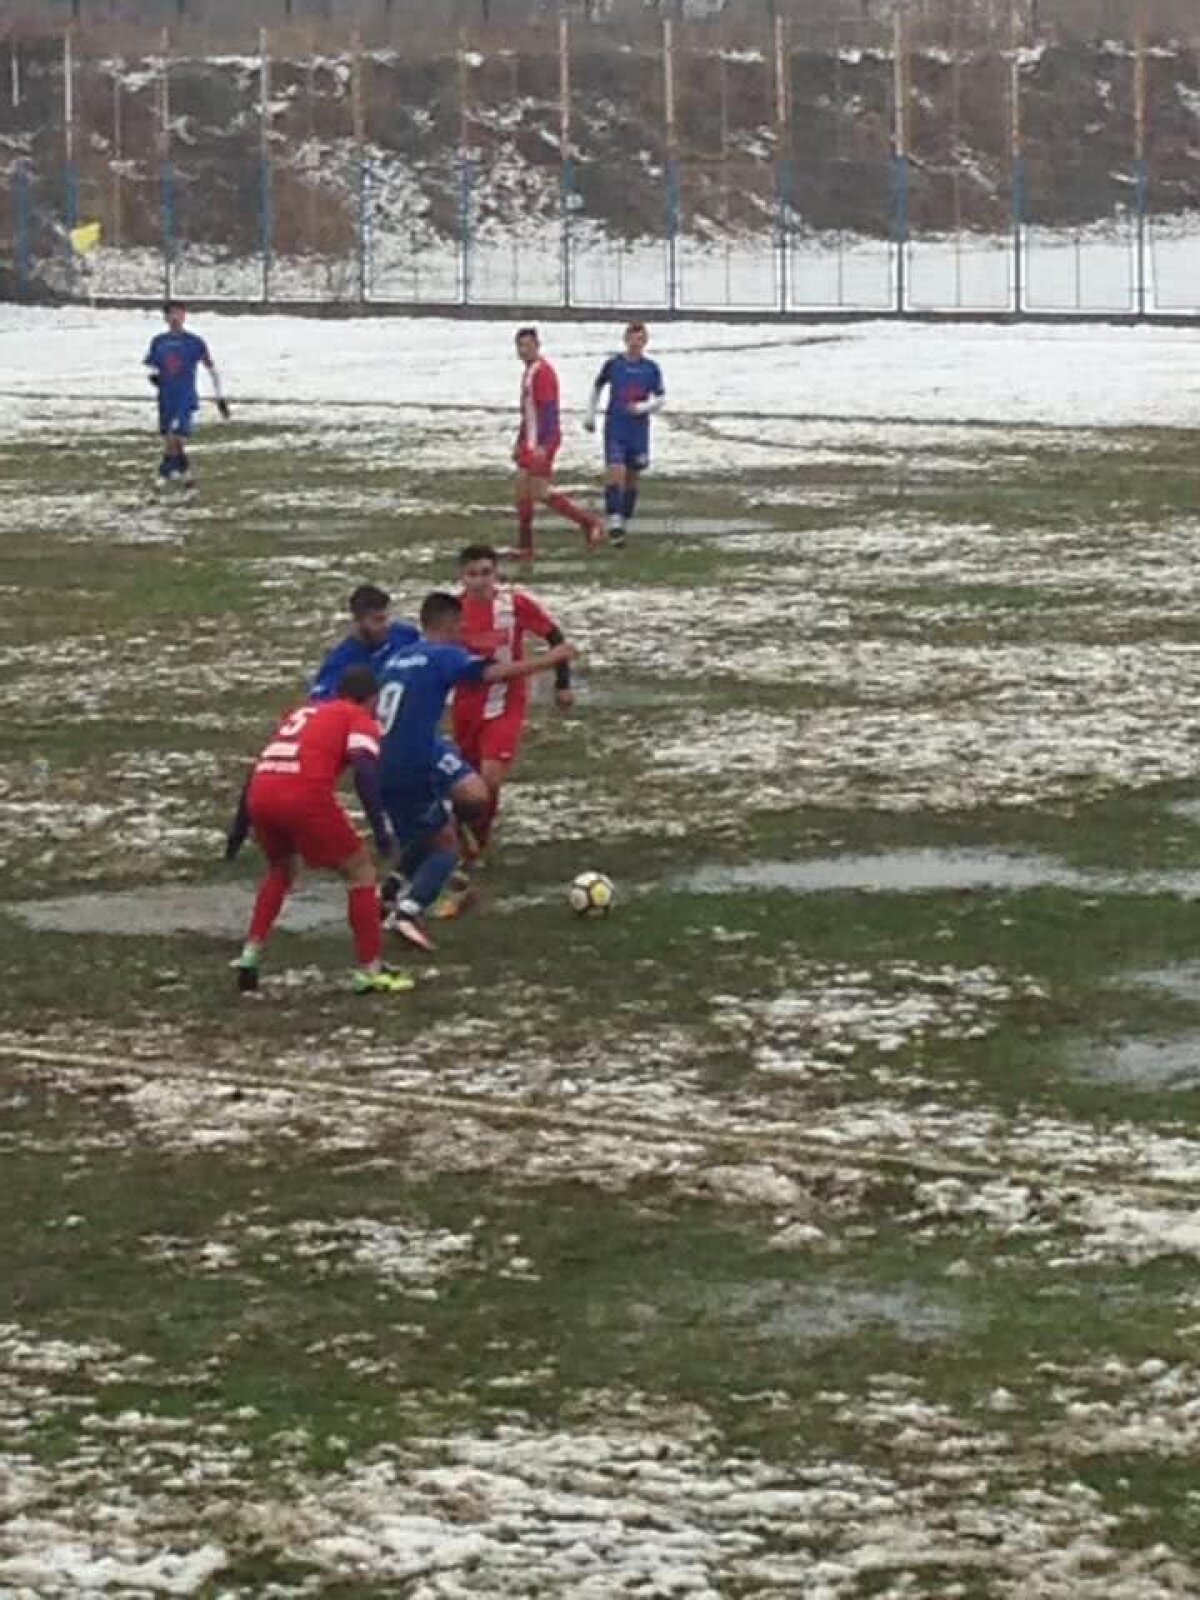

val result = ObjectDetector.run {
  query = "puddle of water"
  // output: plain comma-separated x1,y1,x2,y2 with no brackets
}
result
1124,962,1200,1004
9,880,347,940
683,1278,963,1343
625,516,774,539
675,849,1200,899
1071,1034,1200,1092
674,848,1090,896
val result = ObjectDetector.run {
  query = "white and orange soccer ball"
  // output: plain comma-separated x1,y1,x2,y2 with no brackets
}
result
568,870,615,918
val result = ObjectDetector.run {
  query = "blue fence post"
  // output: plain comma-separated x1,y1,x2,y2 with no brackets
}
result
15,162,31,298
665,157,680,312
357,157,369,304
458,154,473,306
776,156,792,315
1135,157,1148,319
561,155,574,310
64,159,79,295
161,158,176,299
259,155,273,304
1012,152,1025,315
891,154,909,315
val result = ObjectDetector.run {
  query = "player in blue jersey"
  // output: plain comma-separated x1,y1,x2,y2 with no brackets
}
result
143,299,230,494
584,321,665,546
311,584,420,701
376,590,575,951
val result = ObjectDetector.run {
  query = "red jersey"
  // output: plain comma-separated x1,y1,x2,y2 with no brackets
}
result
253,699,381,789
456,586,559,721
519,358,561,453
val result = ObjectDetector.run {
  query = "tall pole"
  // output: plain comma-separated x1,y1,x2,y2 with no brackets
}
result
664,16,679,311
559,7,572,309
111,67,123,250
1133,10,1147,318
159,27,173,298
774,12,790,315
1010,1,1024,315
260,26,273,304
352,29,367,304
64,29,78,293
458,28,472,306
891,7,907,316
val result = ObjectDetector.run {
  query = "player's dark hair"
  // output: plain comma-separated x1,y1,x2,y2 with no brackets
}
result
515,325,538,343
625,320,647,336
336,665,378,704
349,583,391,618
458,543,498,567
420,591,463,631
163,298,185,315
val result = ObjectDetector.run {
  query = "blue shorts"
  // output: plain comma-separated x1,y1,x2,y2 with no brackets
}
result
159,394,197,438
604,424,649,473
383,739,474,845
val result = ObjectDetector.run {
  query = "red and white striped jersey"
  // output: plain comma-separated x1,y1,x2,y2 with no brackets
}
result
253,698,381,787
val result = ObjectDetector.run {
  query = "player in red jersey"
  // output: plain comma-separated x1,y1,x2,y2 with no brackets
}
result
453,542,574,863
224,665,411,996
512,326,604,560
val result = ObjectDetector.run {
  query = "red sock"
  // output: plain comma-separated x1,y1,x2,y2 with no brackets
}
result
248,862,290,945
473,789,500,851
545,489,594,532
348,884,383,967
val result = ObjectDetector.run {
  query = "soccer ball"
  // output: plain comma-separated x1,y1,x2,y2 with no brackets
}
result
568,870,615,917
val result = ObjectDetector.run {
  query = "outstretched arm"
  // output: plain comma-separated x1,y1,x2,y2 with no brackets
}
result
203,353,231,419
349,751,393,856
584,358,613,433
482,641,575,687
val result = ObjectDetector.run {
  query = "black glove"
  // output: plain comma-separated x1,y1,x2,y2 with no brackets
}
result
148,372,160,388
217,398,231,420
225,784,250,860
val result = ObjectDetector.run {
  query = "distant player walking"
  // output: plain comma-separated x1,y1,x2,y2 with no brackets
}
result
512,326,604,559
225,666,410,997
584,321,665,546
144,299,229,494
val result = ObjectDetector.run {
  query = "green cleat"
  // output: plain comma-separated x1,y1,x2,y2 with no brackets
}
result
353,966,416,996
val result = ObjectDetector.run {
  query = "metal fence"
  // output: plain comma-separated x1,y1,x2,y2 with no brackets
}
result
2,7,1199,315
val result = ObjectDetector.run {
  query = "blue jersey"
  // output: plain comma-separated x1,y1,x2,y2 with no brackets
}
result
310,621,421,701
145,330,210,407
595,354,664,430
376,639,487,791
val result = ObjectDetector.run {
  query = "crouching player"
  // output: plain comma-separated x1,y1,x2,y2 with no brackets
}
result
377,591,576,951
455,541,573,862
225,665,412,996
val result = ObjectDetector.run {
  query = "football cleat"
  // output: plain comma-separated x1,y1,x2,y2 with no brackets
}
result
385,907,435,952
235,961,260,994
353,966,415,996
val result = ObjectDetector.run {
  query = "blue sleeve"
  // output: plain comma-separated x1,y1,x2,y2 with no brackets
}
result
311,639,356,701
191,334,210,365
387,621,420,650
594,356,614,392
144,337,160,369
649,360,665,395
442,645,488,688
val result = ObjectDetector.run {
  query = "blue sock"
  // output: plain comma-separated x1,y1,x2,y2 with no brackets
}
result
178,449,191,476
621,484,638,522
604,483,621,516
158,454,172,478
403,848,458,914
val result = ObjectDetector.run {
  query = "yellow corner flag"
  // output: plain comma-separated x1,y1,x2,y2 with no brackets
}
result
70,221,102,255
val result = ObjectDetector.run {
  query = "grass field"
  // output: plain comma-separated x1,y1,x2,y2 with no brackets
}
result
5,370,1200,1596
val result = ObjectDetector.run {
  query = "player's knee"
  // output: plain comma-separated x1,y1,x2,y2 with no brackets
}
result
341,846,375,888
452,774,490,820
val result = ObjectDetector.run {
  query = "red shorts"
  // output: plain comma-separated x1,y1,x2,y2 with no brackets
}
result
247,777,362,870
453,705,526,769
516,442,558,477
